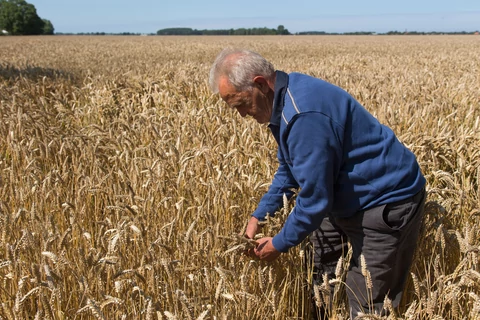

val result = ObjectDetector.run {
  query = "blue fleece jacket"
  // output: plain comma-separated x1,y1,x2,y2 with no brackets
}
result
252,71,426,253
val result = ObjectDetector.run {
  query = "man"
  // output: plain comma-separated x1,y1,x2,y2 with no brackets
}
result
209,48,426,319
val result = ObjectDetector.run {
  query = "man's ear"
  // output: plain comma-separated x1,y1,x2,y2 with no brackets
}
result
253,76,269,94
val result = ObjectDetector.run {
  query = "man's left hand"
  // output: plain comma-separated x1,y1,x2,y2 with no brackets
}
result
253,237,281,261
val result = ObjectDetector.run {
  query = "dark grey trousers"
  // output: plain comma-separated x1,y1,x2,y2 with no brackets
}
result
310,187,426,319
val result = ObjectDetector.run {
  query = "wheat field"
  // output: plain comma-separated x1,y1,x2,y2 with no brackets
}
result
0,35,479,319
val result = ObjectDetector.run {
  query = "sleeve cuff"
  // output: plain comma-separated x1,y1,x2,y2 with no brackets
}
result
252,209,273,221
272,234,291,253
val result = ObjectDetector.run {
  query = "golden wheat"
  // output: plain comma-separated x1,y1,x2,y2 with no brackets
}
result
0,35,479,319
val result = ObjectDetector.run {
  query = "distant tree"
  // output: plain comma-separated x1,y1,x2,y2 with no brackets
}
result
234,28,247,35
344,31,375,35
297,31,327,35
157,28,195,35
42,19,54,34
277,25,290,35
0,0,51,35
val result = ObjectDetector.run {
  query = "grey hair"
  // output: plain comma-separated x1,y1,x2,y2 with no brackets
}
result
209,48,275,93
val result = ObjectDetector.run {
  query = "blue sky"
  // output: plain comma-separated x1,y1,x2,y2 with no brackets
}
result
29,0,480,34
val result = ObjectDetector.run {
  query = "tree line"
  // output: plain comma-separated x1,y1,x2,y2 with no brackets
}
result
158,28,479,36
297,30,479,35
157,25,291,36
0,0,54,35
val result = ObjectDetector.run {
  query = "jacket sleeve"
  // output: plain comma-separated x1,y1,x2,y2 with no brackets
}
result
272,112,344,252
252,147,299,221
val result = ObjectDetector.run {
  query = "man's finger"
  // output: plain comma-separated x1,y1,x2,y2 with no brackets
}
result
245,247,257,258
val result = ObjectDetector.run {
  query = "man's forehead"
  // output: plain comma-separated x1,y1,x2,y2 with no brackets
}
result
218,76,238,100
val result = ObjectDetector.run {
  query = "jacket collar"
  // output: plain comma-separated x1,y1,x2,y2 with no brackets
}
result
269,70,289,127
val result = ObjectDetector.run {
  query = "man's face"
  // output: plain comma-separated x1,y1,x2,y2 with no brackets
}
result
218,76,272,124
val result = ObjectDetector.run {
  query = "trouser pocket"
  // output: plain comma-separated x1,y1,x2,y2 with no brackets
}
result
364,187,426,233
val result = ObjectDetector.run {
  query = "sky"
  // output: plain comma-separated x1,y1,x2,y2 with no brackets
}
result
29,0,480,34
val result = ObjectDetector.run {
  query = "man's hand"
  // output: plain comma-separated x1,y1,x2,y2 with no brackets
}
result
245,216,259,239
253,237,281,261
244,216,260,258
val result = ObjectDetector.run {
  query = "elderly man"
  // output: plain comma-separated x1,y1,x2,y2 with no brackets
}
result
209,48,426,319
